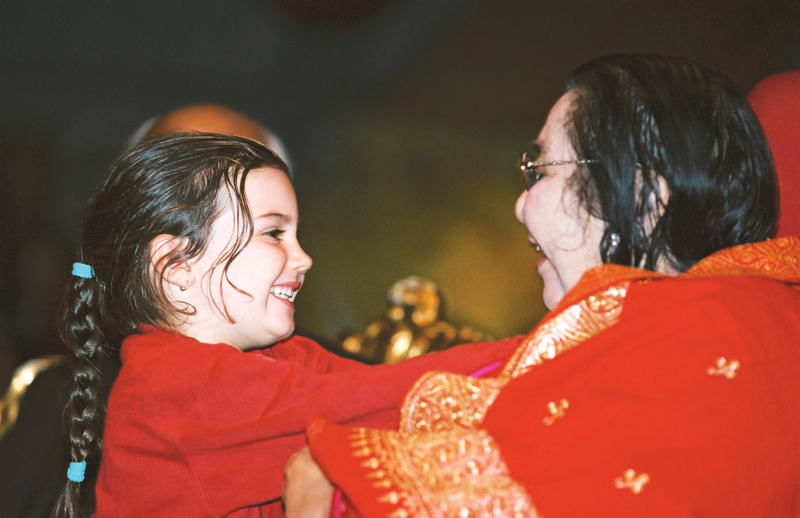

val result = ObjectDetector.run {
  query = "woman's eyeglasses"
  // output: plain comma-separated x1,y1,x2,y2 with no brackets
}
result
517,151,598,189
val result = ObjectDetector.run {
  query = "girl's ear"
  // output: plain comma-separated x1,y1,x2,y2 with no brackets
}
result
149,234,191,291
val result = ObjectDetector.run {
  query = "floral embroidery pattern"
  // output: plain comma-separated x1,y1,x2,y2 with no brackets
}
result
685,238,800,282
542,399,569,426
400,373,507,434
348,426,538,518
708,357,740,379
502,283,629,379
400,284,628,436
614,469,650,494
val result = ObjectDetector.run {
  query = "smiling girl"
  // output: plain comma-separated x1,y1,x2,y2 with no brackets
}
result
52,133,516,518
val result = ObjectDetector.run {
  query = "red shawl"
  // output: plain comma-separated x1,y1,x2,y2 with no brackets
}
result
309,237,800,517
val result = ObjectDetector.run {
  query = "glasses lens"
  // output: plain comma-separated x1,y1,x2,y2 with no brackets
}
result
518,152,539,190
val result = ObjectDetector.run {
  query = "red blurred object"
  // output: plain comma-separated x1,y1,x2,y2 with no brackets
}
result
748,70,800,238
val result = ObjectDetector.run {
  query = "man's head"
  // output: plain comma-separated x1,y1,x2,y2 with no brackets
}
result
128,104,291,168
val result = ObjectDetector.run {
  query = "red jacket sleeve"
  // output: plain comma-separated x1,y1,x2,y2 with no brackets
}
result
181,335,520,516
265,335,367,374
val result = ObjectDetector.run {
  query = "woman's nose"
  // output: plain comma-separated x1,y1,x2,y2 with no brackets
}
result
515,190,527,224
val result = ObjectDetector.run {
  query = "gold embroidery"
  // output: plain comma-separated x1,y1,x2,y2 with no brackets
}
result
400,283,627,435
400,373,507,434
614,469,650,494
502,283,629,379
708,357,740,378
685,237,800,282
542,399,569,426
349,426,539,518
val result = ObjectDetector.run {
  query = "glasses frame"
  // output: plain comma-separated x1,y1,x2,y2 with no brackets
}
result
518,151,599,189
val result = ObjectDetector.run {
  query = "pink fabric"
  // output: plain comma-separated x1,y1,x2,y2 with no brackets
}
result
748,70,800,238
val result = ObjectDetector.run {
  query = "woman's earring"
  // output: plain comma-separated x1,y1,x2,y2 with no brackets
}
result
180,281,189,292
608,233,621,256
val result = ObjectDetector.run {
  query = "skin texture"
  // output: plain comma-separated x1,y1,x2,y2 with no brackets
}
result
514,92,605,309
283,447,334,518
165,167,312,350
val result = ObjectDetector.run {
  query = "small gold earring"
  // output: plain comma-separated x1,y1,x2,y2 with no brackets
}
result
180,282,189,292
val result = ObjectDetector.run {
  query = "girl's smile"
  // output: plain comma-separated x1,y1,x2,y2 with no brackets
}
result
174,167,312,350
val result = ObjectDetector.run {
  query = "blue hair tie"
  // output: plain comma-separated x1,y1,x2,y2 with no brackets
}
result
67,461,86,482
72,262,94,279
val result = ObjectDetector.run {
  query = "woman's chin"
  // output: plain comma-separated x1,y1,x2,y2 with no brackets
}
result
542,290,561,310
538,262,565,310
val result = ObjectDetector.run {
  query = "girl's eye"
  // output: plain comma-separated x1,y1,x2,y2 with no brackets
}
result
263,229,286,240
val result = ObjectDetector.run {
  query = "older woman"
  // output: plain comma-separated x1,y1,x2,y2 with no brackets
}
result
286,54,800,517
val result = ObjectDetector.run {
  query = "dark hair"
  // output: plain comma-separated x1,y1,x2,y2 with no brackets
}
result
565,53,776,271
52,133,289,517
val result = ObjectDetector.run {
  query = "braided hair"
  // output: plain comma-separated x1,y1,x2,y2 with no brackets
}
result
52,133,289,517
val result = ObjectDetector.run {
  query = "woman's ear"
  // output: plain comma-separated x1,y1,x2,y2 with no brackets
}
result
149,234,191,291
640,170,670,237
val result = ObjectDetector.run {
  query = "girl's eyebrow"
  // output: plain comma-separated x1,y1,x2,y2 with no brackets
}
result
255,212,291,222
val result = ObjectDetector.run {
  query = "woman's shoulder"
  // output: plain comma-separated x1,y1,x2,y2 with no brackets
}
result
622,274,800,359
631,271,798,312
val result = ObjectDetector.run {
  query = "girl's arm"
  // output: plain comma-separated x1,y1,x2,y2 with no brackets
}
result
181,335,521,516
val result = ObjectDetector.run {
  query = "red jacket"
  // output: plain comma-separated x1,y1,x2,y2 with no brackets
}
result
94,326,518,517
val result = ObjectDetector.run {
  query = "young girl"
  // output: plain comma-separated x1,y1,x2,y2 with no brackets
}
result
53,133,517,518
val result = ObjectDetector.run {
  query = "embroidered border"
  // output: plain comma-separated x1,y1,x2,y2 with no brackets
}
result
349,426,538,518
685,238,800,281
502,282,629,379
399,373,507,434
400,282,629,435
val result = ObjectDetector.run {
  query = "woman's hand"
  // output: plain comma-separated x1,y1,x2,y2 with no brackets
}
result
284,447,334,518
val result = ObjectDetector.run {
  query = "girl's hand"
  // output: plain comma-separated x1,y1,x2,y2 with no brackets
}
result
284,447,334,518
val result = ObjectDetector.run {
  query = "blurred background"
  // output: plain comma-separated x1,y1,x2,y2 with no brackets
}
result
0,0,798,374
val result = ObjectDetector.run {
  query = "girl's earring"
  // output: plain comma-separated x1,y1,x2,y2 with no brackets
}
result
180,281,189,292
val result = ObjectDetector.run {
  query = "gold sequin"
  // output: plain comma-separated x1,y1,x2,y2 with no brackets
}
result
614,469,650,494
708,357,740,378
542,399,569,426
379,492,400,505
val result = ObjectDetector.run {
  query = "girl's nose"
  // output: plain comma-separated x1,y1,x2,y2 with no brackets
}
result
293,245,313,274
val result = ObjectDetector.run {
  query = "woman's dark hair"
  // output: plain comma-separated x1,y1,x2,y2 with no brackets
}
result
565,53,776,271
52,133,289,517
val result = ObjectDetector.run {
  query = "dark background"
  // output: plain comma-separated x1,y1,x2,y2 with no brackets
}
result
0,0,798,377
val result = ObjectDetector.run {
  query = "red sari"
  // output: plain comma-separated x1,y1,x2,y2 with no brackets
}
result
308,237,800,518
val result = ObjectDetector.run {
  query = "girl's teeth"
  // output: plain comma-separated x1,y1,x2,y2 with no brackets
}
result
271,287,296,300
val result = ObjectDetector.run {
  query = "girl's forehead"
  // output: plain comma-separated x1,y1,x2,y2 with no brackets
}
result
245,168,297,212
214,167,297,219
